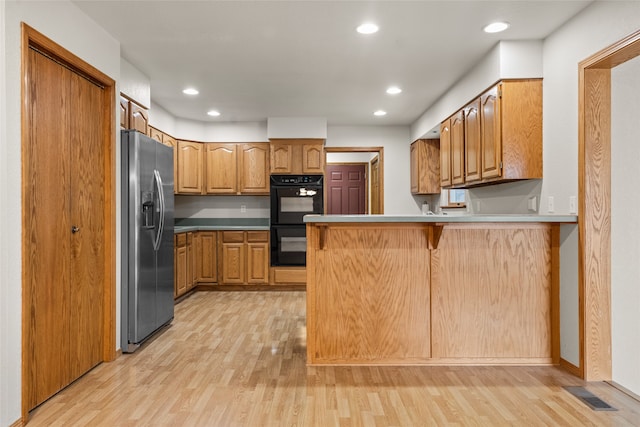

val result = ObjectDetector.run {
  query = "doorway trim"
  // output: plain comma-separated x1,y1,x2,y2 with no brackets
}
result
579,29,640,381
21,23,116,418
324,146,384,214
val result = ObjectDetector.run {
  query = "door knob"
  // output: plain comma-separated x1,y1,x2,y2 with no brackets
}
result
71,226,80,234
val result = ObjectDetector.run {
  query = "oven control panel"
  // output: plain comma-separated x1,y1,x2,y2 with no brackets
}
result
271,175,323,185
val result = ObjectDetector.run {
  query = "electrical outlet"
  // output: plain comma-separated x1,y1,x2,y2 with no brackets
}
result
240,205,246,213
548,196,554,213
569,196,577,214
476,201,481,213
528,196,537,212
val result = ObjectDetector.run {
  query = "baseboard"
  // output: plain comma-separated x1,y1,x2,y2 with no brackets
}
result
559,357,582,378
10,417,24,427
606,381,640,402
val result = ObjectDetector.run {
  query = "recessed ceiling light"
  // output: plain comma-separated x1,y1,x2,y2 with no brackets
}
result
182,88,199,95
483,22,510,33
357,23,379,35
373,110,387,116
207,110,221,117
386,86,402,95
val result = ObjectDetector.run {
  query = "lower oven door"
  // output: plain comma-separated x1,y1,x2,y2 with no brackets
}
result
270,225,307,266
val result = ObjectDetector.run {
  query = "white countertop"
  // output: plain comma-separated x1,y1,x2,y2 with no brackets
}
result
303,214,578,223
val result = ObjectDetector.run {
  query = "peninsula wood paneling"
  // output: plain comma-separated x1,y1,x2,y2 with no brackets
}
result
431,224,553,361
308,224,431,364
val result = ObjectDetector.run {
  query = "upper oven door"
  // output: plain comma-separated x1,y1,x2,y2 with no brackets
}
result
272,186,323,224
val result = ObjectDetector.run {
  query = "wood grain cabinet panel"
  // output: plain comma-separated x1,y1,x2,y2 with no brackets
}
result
464,99,481,183
410,139,440,194
205,143,237,194
129,102,149,135
174,234,188,298
220,230,269,285
440,120,452,187
196,231,218,283
270,139,324,174
238,143,270,194
177,141,203,194
440,79,542,188
450,110,465,186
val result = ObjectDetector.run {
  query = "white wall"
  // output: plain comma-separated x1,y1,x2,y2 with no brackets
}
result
326,125,418,215
611,55,640,395
120,58,150,107
541,0,640,377
1,2,120,425
267,117,327,139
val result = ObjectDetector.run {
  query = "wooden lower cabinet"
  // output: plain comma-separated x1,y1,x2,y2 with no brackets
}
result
174,233,188,298
196,231,218,284
221,230,269,285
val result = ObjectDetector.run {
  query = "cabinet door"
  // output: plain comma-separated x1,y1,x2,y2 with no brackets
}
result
464,99,481,183
129,101,149,135
440,120,452,187
302,143,324,173
149,126,163,143
175,244,188,298
450,110,465,186
222,243,245,283
270,142,293,173
187,233,196,290
197,231,218,282
120,96,129,129
162,134,178,194
410,141,419,193
177,141,203,194
238,143,269,194
205,143,237,194
247,242,269,284
481,85,502,179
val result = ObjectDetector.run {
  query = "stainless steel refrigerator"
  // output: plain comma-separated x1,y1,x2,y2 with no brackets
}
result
121,130,174,353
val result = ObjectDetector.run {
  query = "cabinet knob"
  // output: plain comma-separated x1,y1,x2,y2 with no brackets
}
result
71,226,80,234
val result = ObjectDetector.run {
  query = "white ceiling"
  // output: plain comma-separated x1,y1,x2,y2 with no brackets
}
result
73,0,592,126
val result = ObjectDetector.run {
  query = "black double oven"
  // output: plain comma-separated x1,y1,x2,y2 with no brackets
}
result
270,175,323,266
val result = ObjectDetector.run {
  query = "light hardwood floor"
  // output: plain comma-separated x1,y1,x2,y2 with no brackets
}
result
27,291,640,426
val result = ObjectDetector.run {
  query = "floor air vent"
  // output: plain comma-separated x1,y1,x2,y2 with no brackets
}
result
563,386,617,411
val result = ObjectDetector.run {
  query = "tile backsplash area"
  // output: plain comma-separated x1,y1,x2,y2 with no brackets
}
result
175,195,270,219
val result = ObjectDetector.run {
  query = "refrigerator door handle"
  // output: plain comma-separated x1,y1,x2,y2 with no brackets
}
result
153,169,165,252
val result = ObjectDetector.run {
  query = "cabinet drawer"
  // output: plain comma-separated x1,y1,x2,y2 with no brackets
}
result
175,233,187,246
247,231,269,242
222,231,245,243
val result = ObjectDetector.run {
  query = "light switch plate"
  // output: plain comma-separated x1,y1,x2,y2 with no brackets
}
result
569,196,577,214
548,196,554,213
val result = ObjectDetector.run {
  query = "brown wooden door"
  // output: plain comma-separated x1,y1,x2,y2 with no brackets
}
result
326,164,367,215
370,155,381,214
25,48,105,409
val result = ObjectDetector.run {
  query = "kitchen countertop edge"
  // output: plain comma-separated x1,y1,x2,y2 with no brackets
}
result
303,214,578,224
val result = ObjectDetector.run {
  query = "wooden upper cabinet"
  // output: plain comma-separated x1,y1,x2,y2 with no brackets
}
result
450,110,465,186
302,143,324,173
493,80,542,181
440,79,542,188
177,140,204,194
205,143,237,194
270,142,293,173
481,86,501,180
238,143,270,194
464,99,481,183
120,94,149,134
129,102,149,135
269,139,324,174
410,139,440,195
120,96,129,129
149,126,163,143
440,120,452,187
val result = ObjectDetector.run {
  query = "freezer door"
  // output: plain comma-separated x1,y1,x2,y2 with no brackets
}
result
155,143,175,327
128,132,159,344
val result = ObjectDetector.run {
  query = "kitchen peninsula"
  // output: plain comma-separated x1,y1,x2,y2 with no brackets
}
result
304,214,577,366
